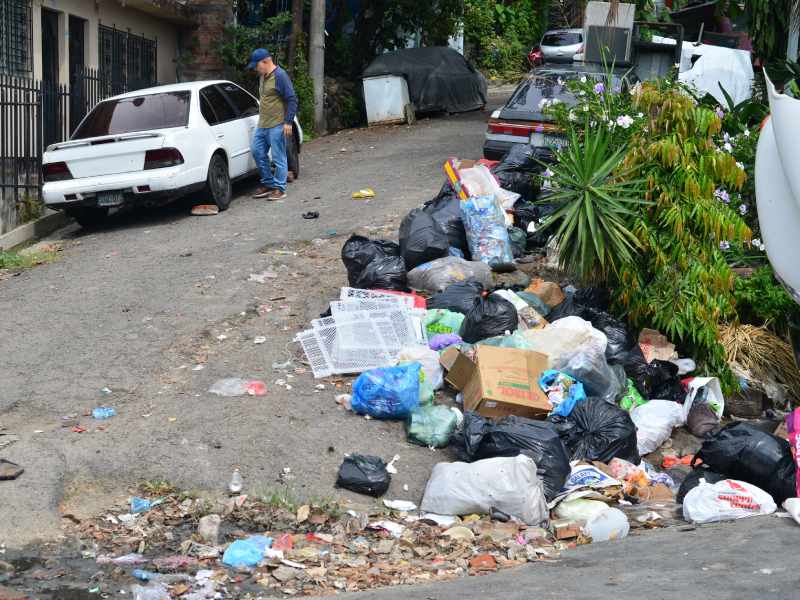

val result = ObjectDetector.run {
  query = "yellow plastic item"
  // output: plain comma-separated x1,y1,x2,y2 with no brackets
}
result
351,188,376,199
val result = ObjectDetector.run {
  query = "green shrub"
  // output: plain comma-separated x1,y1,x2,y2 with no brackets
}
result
734,266,798,333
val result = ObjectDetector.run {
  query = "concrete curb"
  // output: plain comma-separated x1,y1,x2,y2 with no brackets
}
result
0,210,70,251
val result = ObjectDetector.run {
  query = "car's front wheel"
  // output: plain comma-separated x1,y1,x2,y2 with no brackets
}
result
65,206,108,228
205,153,231,211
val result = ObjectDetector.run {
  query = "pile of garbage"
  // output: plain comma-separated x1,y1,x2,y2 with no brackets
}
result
75,144,800,597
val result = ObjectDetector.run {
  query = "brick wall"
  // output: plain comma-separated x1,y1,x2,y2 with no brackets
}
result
180,0,233,81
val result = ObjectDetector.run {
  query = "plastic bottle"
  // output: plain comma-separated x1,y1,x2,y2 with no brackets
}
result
584,507,630,542
92,407,117,420
229,468,243,494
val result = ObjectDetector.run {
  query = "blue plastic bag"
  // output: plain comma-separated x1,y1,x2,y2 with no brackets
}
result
460,194,514,268
222,535,273,568
539,370,587,417
351,363,421,419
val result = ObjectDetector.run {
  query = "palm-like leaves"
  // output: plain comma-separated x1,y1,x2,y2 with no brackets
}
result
539,122,647,283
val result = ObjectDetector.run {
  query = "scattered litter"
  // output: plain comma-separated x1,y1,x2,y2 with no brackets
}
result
351,188,376,199
683,479,776,524
385,454,400,475
0,459,23,481
302,211,320,219
228,468,243,494
248,271,278,283
208,378,267,397
336,454,391,496
92,407,116,420
191,205,219,216
383,499,417,512
253,336,267,344
221,535,273,568
192,364,205,371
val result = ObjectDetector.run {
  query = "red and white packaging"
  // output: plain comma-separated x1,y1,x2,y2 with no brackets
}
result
682,478,777,524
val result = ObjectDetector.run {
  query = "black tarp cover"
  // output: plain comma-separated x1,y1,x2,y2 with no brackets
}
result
363,47,488,114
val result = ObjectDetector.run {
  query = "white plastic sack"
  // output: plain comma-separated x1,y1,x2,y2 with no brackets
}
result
683,377,725,421
683,479,776,524
521,316,608,369
458,164,520,209
782,498,800,526
420,454,548,525
630,400,685,455
397,346,444,390
553,498,610,521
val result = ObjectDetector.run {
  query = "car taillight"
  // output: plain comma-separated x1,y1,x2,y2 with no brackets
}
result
144,147,184,170
42,161,73,182
488,119,559,136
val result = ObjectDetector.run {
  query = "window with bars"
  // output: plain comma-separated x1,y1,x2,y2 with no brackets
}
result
98,24,157,91
0,0,33,76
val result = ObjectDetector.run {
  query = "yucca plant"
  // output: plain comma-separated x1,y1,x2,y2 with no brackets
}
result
538,119,648,283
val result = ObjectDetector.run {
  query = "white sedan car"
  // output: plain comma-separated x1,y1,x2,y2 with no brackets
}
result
42,80,303,227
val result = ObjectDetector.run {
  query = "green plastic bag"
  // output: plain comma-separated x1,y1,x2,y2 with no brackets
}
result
515,291,551,317
477,331,534,349
406,404,459,448
423,309,465,338
619,378,647,411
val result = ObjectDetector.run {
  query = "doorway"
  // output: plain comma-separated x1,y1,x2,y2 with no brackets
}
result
41,8,62,146
69,15,87,133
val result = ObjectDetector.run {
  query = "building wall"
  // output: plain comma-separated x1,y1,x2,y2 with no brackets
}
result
31,0,181,85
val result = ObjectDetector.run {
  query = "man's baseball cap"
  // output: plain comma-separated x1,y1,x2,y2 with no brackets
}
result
246,48,271,70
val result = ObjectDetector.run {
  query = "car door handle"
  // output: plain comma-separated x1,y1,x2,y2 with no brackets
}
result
216,133,225,139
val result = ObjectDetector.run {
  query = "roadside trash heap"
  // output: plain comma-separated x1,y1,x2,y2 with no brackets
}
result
93,143,799,597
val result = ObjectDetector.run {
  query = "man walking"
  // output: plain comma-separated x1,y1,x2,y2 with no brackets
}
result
247,48,298,200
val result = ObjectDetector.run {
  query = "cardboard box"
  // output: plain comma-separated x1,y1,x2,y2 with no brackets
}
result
439,346,474,391
525,279,566,308
454,345,552,420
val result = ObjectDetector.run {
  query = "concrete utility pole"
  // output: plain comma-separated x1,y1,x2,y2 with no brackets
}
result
309,0,326,133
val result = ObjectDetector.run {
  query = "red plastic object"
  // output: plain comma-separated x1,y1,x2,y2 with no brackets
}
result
374,289,427,309
245,381,267,396
272,533,294,552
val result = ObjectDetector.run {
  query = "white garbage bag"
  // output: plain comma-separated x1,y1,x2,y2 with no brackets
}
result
630,400,685,455
521,316,608,369
397,346,444,390
683,478,776,524
420,454,548,525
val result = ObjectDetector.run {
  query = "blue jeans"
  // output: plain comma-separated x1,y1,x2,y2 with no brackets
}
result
251,124,288,192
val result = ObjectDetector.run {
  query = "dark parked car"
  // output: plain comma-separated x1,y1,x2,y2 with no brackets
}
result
483,64,636,161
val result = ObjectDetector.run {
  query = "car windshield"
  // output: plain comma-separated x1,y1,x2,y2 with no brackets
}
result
542,32,582,46
505,71,622,113
72,91,191,140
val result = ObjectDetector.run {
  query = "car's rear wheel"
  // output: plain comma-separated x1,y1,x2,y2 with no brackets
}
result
205,153,231,211
65,206,108,228
287,133,300,180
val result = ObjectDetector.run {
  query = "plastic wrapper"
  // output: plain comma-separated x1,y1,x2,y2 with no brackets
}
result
398,208,450,270
426,281,484,315
429,333,463,350
560,350,625,404
682,479,776,524
477,331,534,350
208,378,267,397
397,346,443,390
539,370,587,417
619,379,647,411
406,404,459,448
683,377,724,437
337,236,408,288
548,397,640,464
336,454,391,497
423,182,470,258
407,256,493,294
459,295,518,343
351,363,421,419
455,412,570,502
423,309,465,339
460,194,514,269
420,455,548,525
692,422,797,504
630,400,685,456
222,536,273,568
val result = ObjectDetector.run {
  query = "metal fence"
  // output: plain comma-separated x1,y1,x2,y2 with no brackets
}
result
0,67,156,233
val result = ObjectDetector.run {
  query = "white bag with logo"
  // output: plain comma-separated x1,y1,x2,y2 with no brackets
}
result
682,478,776,524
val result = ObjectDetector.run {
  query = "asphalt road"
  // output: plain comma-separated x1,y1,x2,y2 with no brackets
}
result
2,88,799,600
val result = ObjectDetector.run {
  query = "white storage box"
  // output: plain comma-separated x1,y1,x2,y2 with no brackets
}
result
363,75,413,126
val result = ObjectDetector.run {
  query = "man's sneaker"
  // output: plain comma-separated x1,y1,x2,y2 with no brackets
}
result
252,186,273,199
266,190,287,200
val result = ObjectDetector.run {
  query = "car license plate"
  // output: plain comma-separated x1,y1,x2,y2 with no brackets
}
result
97,191,124,207
530,132,567,151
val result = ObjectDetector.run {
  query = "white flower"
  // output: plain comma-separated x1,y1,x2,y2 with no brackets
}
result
583,104,589,112
637,112,644,118
557,77,565,86
736,161,745,170
577,90,586,97
580,75,587,83
616,115,634,129
723,132,731,143
590,120,596,127
568,111,578,122
551,98,561,105
723,142,733,153
752,238,765,251
744,129,751,137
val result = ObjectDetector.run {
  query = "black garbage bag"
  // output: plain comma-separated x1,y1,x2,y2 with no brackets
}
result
459,295,518,343
573,287,611,310
492,145,543,202
581,307,632,364
356,255,407,290
676,466,728,504
456,412,570,502
335,454,391,497
399,208,450,270
341,235,402,286
547,397,640,464
508,226,527,258
423,183,470,258
427,280,484,314
622,346,683,400
512,201,540,233
692,422,797,504
547,293,580,322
